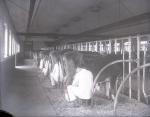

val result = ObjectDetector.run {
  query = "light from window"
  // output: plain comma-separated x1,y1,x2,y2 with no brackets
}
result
8,30,12,56
4,23,8,58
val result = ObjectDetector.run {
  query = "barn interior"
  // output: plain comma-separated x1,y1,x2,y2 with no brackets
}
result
0,0,150,116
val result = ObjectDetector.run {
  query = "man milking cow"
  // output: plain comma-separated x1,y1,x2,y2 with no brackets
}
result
62,51,93,106
44,50,121,106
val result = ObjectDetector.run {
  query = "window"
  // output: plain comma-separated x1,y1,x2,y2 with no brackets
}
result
2,21,20,59
106,42,111,54
0,20,4,61
100,42,104,53
141,41,148,51
4,23,8,58
115,42,120,53
12,36,15,55
8,30,12,56
124,42,131,52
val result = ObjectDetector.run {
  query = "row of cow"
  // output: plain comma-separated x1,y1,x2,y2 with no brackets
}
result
33,49,123,104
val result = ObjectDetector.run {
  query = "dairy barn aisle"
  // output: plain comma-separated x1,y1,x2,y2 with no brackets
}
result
2,59,150,116
0,0,150,116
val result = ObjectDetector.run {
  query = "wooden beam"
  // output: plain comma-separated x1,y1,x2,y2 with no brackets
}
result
16,32,112,38
30,0,41,26
26,0,36,32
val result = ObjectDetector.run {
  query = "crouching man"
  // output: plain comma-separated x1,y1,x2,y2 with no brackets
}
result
63,51,93,106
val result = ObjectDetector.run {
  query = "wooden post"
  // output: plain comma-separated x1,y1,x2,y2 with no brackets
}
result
95,41,98,52
91,42,94,52
78,43,80,51
77,43,79,51
106,41,108,54
89,42,91,52
72,44,74,50
111,40,114,54
122,39,125,92
64,44,66,49
101,41,103,53
137,35,141,101
99,41,102,54
86,42,88,51
68,44,70,49
104,41,107,54
97,41,100,53
92,42,94,52
75,44,77,50
15,52,17,67
128,37,132,99
109,40,111,54
114,39,117,54
142,46,147,99
85,42,87,51
80,43,82,51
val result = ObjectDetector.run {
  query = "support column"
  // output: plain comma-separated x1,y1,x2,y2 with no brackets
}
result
89,42,91,52
99,41,102,54
128,37,132,99
97,41,100,53
95,41,98,52
77,43,80,51
142,46,147,99
114,39,117,54
137,35,141,101
104,41,107,54
109,40,112,54
87,42,90,51
80,43,82,51
85,42,87,51
122,39,125,92
111,40,115,54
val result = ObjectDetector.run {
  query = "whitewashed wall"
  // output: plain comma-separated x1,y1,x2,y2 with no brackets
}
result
0,0,19,109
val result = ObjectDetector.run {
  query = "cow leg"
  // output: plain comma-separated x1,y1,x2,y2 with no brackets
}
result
110,76,118,100
105,78,111,99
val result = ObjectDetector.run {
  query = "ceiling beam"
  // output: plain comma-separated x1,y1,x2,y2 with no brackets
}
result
16,32,112,39
30,0,41,27
79,12,150,35
17,31,150,44
17,32,75,37
26,0,36,32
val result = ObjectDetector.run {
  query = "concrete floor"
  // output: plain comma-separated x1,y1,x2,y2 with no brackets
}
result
2,64,56,116
1,59,150,116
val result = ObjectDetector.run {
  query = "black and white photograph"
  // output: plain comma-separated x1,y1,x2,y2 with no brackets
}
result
0,0,150,116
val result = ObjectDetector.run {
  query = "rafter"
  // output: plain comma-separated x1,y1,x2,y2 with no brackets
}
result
26,0,36,32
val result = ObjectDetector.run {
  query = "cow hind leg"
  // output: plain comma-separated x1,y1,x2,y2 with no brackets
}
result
110,76,118,101
105,78,111,99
